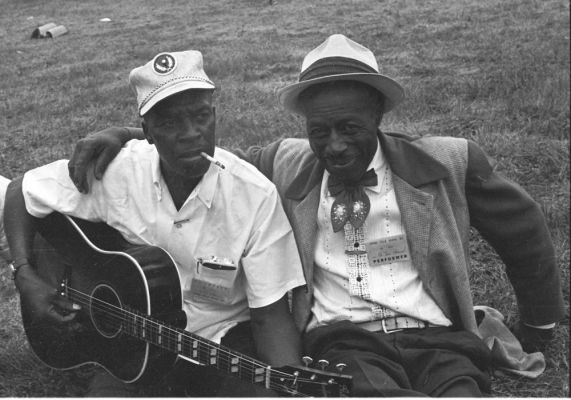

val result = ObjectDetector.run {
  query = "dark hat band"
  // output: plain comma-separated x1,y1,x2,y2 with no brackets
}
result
299,57,378,82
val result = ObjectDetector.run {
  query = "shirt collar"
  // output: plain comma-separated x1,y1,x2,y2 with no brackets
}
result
151,147,219,209
364,139,385,194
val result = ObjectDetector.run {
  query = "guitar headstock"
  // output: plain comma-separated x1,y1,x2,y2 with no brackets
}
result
270,363,352,397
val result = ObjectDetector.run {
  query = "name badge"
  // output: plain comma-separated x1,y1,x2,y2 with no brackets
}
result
187,256,236,304
367,234,410,266
190,278,232,304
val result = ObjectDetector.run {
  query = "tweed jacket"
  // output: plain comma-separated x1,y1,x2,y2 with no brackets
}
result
241,132,564,335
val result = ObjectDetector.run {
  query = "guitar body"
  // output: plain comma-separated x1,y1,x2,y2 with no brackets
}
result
24,212,186,383
20,212,352,396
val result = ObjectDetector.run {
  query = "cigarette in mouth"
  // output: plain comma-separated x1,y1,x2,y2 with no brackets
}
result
200,152,226,169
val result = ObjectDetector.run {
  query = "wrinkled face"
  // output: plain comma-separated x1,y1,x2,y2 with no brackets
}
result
300,82,383,183
143,89,215,181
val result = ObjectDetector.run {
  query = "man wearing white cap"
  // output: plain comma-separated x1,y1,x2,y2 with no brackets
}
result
67,34,563,396
4,50,306,396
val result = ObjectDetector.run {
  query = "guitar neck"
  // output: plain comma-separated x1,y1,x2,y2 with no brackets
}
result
94,299,271,386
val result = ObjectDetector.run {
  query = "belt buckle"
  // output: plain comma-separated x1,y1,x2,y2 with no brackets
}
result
381,318,404,334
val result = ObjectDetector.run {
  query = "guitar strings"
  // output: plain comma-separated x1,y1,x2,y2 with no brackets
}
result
66,286,266,372
62,286,327,395
44,286,322,397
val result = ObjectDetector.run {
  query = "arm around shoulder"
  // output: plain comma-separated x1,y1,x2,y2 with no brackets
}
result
232,139,284,180
68,126,144,193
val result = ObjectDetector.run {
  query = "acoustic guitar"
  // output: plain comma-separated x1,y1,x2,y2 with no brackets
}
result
22,212,352,397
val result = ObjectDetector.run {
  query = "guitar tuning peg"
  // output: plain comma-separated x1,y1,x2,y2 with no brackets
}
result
292,370,299,386
317,359,330,370
302,355,313,367
335,362,347,372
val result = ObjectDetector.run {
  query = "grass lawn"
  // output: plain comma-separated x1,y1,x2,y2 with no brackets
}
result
0,0,569,396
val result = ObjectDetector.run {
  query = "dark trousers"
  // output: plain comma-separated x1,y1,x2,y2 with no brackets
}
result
87,321,278,397
304,320,492,397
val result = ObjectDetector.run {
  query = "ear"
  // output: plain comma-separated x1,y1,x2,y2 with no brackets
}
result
142,120,153,145
212,106,216,129
376,112,383,127
307,123,318,156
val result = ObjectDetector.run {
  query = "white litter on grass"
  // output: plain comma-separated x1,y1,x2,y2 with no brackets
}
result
31,23,68,39
100,18,112,22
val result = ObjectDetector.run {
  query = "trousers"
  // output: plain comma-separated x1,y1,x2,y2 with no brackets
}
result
303,320,492,397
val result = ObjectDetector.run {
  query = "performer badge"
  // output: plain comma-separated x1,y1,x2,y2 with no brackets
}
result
367,234,411,266
186,256,236,304
189,278,232,304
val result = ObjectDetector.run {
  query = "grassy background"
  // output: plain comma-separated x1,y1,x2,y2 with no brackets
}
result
0,0,569,396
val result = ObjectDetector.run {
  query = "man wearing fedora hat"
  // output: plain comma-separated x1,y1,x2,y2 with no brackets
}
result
67,34,564,396
4,50,306,396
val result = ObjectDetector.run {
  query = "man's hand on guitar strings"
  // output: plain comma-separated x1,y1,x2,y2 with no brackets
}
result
16,265,81,324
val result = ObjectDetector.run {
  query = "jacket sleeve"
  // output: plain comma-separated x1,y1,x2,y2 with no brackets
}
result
465,140,564,325
231,140,284,181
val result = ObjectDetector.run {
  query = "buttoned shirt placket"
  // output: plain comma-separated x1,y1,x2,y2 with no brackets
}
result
342,164,397,321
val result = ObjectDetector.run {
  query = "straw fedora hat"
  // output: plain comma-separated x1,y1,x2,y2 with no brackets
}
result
277,34,404,114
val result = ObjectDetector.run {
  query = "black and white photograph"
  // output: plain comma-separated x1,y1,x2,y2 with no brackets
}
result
0,0,568,397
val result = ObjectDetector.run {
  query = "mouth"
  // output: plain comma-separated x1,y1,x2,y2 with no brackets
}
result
179,155,202,163
179,151,208,162
326,157,356,169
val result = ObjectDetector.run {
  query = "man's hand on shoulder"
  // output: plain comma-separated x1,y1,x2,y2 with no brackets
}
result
68,127,137,194
512,321,556,353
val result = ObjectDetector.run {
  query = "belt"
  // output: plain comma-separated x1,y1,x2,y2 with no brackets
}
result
356,316,437,334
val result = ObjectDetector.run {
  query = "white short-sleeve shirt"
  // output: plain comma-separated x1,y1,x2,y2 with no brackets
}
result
23,140,306,343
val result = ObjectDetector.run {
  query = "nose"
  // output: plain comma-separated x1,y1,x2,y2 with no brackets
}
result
327,129,348,155
181,119,202,140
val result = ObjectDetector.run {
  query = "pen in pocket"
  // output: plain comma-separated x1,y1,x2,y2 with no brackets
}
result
196,256,236,271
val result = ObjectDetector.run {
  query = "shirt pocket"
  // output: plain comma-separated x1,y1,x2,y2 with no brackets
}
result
185,258,242,305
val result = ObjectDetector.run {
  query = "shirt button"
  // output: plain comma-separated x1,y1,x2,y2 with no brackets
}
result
356,276,362,282
354,242,360,248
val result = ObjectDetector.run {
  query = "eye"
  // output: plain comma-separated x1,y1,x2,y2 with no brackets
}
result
194,110,212,124
343,123,360,133
196,113,210,123
309,126,328,138
157,118,176,128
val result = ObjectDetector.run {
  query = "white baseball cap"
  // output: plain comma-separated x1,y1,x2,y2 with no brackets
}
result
130,50,215,116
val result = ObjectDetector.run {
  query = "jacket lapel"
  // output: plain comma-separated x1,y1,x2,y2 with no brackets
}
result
392,174,435,290
381,132,449,298
286,158,324,292
291,185,320,292
286,160,323,330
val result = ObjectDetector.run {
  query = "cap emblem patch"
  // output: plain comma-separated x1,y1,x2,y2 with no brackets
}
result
153,54,176,74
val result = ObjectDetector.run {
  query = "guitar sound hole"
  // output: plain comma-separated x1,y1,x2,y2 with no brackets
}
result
90,284,123,338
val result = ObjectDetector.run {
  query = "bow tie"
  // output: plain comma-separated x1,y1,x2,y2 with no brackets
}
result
328,169,378,233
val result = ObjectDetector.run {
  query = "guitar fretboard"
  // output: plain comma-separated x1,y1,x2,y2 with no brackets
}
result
127,311,269,385
69,288,271,387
